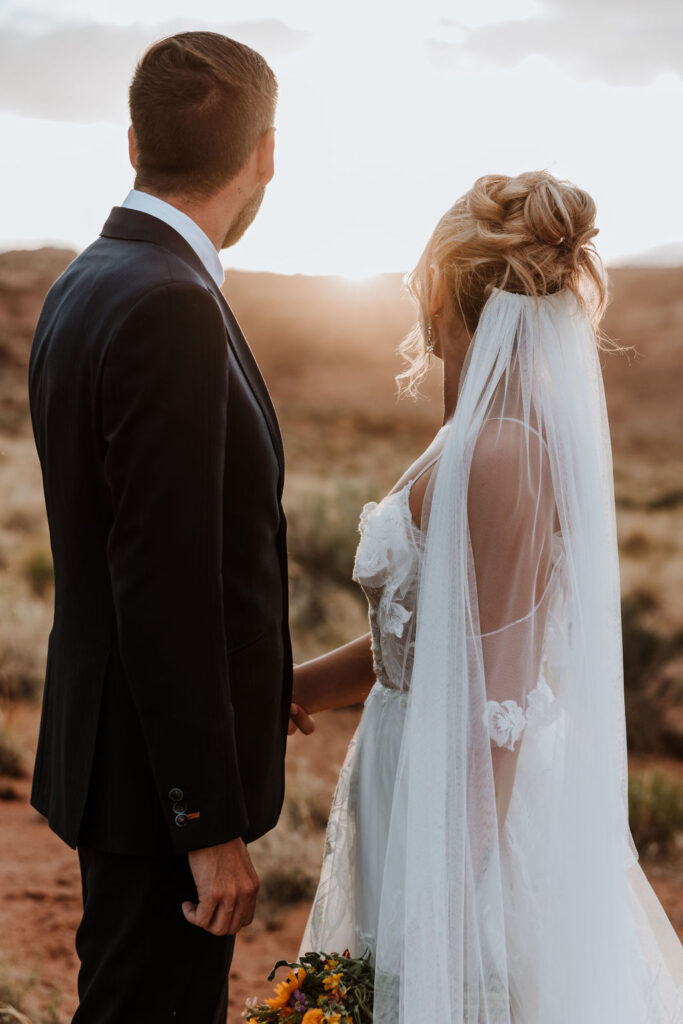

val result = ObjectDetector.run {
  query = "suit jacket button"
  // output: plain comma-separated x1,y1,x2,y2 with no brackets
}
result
175,812,189,828
172,801,187,814
169,788,183,802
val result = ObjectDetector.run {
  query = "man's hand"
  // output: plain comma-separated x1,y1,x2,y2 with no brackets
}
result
183,837,259,936
288,702,315,736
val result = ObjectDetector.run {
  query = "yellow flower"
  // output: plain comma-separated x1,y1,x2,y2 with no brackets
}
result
264,967,307,1010
301,1011,324,1024
323,973,343,991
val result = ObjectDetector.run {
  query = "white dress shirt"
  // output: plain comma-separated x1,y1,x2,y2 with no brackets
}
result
121,189,225,289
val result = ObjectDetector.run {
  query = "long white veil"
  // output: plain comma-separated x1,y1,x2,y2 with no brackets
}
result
373,286,683,1022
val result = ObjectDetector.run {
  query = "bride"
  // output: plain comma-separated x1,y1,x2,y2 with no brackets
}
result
292,170,683,1022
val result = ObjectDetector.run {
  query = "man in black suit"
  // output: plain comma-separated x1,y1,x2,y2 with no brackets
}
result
28,31,312,1023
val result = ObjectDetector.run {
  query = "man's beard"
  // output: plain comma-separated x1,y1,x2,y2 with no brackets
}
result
221,185,266,249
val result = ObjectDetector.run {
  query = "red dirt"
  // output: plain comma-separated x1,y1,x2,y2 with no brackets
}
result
0,702,681,1023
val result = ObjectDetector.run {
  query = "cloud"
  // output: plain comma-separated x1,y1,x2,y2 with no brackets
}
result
0,15,312,123
427,0,683,86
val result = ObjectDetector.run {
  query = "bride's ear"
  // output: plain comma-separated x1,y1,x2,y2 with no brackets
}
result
428,263,445,320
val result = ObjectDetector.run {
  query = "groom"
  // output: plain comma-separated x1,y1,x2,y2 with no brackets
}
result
28,31,312,1023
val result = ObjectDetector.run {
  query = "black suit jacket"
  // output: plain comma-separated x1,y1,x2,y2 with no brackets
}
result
28,207,293,855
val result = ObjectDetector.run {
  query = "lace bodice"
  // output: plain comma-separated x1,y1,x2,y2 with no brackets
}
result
352,484,423,697
352,479,569,749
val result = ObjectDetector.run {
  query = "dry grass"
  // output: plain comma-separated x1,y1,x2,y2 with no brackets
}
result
20,550,53,599
629,769,683,856
0,960,60,1024
0,435,52,703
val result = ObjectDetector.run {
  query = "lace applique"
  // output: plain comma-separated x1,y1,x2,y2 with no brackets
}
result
353,495,417,589
484,699,527,750
484,679,561,750
352,490,421,690
379,592,412,638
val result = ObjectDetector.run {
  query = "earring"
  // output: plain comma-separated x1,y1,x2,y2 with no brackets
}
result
427,319,434,354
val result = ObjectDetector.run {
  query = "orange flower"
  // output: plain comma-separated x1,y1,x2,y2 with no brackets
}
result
323,973,343,992
264,967,307,1010
301,1010,324,1024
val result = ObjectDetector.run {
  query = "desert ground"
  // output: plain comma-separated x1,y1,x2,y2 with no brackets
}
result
0,249,681,1022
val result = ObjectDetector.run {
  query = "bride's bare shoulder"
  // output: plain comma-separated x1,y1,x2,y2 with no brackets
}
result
470,417,549,488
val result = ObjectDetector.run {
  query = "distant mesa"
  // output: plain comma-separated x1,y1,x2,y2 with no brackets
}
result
0,247,78,371
608,243,683,269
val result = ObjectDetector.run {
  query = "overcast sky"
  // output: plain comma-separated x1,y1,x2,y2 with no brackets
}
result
1,0,681,276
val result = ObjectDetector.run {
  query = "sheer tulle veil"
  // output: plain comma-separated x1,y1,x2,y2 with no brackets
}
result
372,286,683,1022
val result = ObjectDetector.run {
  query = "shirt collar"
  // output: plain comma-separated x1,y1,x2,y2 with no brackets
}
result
120,189,225,289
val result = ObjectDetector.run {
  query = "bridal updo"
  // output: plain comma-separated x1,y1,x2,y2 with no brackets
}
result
398,170,608,396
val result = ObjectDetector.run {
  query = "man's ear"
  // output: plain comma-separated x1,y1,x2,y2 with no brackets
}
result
255,126,275,186
127,125,137,171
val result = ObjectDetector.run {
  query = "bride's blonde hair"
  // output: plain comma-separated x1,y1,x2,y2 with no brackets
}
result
397,170,609,397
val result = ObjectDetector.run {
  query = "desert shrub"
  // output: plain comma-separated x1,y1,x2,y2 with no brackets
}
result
622,592,662,691
0,962,38,1024
283,762,332,833
648,489,683,511
286,477,380,590
621,593,683,754
250,827,323,913
285,477,377,658
0,956,61,1024
0,599,51,701
0,727,24,779
2,508,41,534
248,764,331,924
21,549,53,597
289,576,370,662
619,530,651,558
628,769,683,855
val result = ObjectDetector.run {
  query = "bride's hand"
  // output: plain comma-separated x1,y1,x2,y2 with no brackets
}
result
288,701,315,736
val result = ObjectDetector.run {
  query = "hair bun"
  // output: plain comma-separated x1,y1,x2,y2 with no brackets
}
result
398,169,607,397
522,173,599,254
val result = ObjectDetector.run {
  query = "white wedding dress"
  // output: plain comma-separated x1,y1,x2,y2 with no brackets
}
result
299,289,683,1023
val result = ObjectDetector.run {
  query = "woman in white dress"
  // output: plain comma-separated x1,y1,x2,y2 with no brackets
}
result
292,170,683,1022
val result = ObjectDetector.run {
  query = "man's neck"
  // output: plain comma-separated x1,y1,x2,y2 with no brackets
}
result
133,187,227,252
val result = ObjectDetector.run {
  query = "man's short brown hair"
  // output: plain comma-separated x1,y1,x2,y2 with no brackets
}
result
129,31,277,199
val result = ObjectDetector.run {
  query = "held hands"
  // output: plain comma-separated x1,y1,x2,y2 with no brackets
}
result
288,701,315,736
287,662,317,736
183,837,259,936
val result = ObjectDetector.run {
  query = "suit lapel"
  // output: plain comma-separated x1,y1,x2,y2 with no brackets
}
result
100,207,285,492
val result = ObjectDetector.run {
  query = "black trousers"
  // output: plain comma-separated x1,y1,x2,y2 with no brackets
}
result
73,846,235,1024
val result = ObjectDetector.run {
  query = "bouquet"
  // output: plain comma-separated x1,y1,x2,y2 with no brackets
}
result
242,949,375,1024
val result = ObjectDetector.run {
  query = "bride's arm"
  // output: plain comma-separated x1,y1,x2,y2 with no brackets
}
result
467,419,557,831
292,633,375,715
